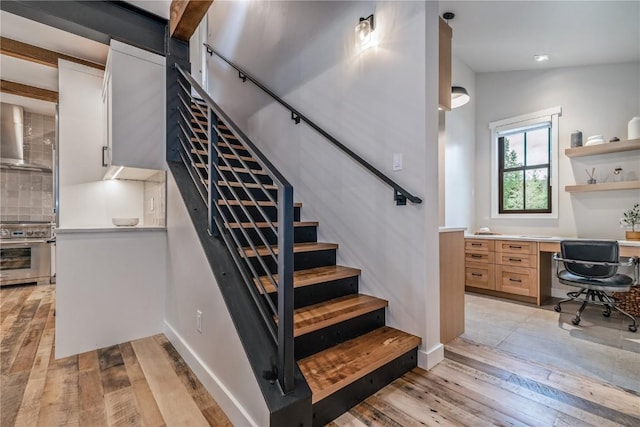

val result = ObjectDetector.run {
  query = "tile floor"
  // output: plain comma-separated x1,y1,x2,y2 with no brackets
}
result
463,292,640,394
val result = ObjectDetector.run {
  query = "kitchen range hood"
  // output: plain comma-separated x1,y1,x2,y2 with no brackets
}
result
1,102,53,172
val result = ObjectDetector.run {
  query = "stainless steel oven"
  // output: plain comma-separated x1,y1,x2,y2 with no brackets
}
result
0,223,52,286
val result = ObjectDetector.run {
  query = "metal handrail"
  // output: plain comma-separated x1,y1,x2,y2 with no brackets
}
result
204,43,422,206
175,64,295,394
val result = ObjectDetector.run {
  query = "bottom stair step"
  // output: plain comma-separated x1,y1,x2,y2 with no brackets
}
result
298,326,421,404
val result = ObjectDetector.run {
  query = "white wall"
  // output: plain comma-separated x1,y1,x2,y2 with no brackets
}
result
58,60,144,227
444,56,476,231
206,1,443,367
474,62,640,239
55,230,166,358
164,174,268,426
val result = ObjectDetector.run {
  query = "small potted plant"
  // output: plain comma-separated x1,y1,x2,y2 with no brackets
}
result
621,203,640,241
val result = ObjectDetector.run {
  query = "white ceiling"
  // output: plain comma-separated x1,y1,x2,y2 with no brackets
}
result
0,11,109,114
439,1,640,73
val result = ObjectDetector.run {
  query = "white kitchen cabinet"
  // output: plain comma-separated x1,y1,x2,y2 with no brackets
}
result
103,40,166,173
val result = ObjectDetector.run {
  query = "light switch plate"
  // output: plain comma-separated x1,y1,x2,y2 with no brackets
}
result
393,153,403,171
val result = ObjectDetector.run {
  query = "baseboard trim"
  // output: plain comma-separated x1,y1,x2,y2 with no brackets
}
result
418,343,444,370
163,320,259,427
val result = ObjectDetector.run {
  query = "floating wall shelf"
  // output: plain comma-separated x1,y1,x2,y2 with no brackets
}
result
565,138,640,158
565,180,640,193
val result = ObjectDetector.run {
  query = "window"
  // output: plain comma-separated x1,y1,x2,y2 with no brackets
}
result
498,125,551,213
490,107,561,219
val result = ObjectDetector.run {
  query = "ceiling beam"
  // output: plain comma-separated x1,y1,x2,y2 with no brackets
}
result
0,79,58,103
0,37,105,70
170,0,212,41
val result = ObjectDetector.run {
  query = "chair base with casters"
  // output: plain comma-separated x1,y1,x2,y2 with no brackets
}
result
553,240,638,333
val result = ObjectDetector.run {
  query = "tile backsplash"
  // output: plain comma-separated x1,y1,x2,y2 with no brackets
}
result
0,112,55,223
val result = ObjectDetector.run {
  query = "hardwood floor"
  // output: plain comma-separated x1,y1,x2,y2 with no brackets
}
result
330,337,640,427
0,284,232,427
3,284,639,426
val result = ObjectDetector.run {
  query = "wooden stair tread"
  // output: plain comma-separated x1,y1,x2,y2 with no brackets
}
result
292,294,387,338
219,166,268,176
190,148,207,156
218,142,245,150
219,133,237,140
218,181,276,190
243,242,337,258
227,221,318,229
255,265,360,294
191,136,208,144
220,153,256,162
298,326,421,403
217,200,302,208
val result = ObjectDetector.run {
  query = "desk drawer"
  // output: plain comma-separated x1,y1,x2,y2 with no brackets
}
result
497,253,537,268
496,240,537,255
465,239,494,253
465,251,494,264
496,265,537,297
465,263,495,290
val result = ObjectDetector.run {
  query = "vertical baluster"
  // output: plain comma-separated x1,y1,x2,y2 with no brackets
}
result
207,105,219,237
277,184,294,393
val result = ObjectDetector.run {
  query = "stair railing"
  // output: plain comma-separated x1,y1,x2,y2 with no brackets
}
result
204,43,422,206
175,64,295,394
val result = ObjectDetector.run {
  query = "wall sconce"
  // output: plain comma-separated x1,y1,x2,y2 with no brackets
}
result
451,86,470,108
355,14,375,47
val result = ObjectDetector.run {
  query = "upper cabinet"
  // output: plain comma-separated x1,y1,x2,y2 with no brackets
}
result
438,18,452,111
103,40,166,174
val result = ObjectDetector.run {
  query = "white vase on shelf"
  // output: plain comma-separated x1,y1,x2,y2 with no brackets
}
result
629,116,640,140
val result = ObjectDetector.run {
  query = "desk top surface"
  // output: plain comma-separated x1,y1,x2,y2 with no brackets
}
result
464,234,640,247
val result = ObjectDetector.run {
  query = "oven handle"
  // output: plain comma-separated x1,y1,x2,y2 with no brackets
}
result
0,239,49,246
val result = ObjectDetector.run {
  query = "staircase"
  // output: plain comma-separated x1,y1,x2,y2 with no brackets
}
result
186,101,421,425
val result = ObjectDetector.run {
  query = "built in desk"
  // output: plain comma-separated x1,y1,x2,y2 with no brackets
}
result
464,235,640,306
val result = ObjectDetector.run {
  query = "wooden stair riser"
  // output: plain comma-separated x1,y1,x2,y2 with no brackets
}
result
217,204,301,224
247,248,336,276
230,224,317,247
265,276,359,310
295,308,385,360
218,183,278,203
311,349,418,427
219,168,274,186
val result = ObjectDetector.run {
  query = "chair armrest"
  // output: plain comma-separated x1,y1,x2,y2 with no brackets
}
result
552,253,634,267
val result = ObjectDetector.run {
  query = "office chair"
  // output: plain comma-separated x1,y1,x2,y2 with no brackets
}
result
553,240,638,332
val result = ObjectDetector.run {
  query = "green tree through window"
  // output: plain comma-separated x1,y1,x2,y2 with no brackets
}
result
498,127,551,213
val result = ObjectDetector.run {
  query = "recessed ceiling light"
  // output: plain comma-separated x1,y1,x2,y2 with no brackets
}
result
534,54,549,62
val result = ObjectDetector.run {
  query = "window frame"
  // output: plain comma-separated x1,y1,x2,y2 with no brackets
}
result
490,106,561,219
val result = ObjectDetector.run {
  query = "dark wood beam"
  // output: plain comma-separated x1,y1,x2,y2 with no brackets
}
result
0,79,58,103
170,0,212,41
0,37,105,70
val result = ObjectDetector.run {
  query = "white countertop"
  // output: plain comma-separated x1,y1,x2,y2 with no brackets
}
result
439,227,466,233
464,233,640,247
56,226,166,234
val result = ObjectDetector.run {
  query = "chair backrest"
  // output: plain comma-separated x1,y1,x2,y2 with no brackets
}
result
560,240,619,279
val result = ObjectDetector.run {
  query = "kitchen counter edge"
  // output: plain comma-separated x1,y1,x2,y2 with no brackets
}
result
56,226,167,234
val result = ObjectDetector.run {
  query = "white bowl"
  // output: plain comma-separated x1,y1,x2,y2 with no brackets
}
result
112,218,139,226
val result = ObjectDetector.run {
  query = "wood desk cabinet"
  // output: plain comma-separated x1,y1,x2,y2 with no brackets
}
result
465,239,495,290
465,238,539,302
495,241,538,298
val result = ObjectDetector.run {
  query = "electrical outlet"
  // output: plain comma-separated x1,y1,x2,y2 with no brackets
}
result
393,153,403,171
196,310,202,333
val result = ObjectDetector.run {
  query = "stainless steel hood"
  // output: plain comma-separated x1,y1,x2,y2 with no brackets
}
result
1,102,52,172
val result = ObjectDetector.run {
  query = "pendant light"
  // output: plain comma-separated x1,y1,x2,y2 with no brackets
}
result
451,86,470,108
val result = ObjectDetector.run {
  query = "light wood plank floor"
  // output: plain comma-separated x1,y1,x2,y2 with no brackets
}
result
3,284,639,426
0,284,232,426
